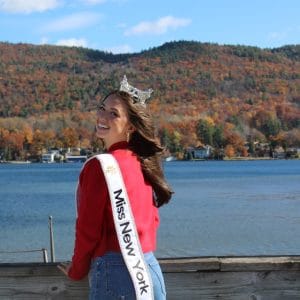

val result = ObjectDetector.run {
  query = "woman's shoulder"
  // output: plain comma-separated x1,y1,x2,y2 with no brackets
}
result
83,155,99,167
111,148,137,161
80,155,104,177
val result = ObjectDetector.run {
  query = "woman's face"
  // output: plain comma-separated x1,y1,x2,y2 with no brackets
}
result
96,94,133,149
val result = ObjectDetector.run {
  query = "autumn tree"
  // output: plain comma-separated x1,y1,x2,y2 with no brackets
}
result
30,129,45,159
60,127,79,148
283,129,300,147
0,41,300,160
224,144,235,158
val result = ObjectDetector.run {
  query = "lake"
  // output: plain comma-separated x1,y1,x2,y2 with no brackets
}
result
0,159,300,262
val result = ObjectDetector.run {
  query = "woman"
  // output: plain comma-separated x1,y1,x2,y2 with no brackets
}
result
59,77,172,300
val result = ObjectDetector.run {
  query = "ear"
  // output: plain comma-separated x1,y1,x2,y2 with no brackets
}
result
128,125,136,133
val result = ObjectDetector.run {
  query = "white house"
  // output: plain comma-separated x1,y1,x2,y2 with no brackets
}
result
41,150,62,163
186,145,213,159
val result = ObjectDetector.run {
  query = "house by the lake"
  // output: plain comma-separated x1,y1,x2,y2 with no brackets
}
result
41,150,60,163
185,145,213,160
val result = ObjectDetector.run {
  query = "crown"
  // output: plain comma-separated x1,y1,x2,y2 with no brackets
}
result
119,75,153,106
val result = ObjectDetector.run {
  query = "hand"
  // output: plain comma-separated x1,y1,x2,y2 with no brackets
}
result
57,262,72,276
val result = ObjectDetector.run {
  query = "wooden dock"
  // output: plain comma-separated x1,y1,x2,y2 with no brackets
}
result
1,255,300,299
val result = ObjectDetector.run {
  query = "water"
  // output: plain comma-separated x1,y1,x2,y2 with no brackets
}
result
0,160,300,262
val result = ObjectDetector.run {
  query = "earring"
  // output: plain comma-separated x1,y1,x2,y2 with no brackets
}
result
126,131,130,142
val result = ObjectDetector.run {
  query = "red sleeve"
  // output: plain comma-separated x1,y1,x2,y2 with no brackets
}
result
68,158,108,280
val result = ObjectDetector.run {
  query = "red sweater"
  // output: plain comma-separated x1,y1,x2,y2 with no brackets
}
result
68,142,159,280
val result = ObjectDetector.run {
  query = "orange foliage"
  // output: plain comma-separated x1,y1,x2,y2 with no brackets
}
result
0,41,299,159
224,145,235,157
61,128,79,148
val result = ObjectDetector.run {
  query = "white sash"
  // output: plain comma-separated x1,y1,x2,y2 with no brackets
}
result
95,154,154,300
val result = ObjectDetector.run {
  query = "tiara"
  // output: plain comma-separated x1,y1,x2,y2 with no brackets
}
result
119,75,153,106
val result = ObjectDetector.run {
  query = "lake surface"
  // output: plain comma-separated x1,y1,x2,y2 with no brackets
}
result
0,159,300,262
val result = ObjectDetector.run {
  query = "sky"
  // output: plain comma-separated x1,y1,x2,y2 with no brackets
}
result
0,0,299,54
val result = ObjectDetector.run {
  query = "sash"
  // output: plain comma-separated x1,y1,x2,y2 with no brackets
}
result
95,154,154,300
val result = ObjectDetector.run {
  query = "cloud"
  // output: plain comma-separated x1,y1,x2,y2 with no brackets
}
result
80,0,107,4
124,16,191,36
40,37,49,44
268,30,289,41
268,33,283,41
267,27,300,42
56,38,88,47
42,12,102,32
0,0,60,13
105,44,132,54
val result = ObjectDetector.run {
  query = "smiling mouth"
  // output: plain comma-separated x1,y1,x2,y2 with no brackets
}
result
97,124,109,129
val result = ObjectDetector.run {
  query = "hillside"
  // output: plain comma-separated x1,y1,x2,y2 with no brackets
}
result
0,41,299,160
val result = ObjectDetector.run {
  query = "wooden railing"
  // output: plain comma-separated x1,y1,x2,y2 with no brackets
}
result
0,256,300,299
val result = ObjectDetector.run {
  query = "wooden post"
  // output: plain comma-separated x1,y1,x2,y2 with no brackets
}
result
49,216,55,262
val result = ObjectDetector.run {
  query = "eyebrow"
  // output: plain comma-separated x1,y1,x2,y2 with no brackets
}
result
100,102,117,110
100,100,122,113
110,107,119,112
102,104,120,114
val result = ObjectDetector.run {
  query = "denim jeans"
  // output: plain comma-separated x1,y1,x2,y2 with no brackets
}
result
89,252,166,300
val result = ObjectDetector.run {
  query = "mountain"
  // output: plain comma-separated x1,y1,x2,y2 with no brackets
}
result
0,40,299,159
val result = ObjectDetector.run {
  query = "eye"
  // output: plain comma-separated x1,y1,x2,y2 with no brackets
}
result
110,111,118,117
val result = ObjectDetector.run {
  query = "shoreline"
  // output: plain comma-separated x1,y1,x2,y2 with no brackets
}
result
0,160,31,164
224,156,300,161
168,157,300,162
2,157,300,164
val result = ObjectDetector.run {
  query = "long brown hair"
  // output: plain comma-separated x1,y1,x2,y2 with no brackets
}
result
102,90,173,207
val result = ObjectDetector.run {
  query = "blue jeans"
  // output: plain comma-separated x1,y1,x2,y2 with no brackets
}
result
89,252,166,300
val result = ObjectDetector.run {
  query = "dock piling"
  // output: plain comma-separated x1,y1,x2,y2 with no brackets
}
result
49,216,55,262
42,248,48,263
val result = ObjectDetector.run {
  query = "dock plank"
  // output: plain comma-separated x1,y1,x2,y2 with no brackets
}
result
0,256,300,299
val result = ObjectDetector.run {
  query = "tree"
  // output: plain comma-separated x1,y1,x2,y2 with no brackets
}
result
160,128,172,149
0,129,26,160
7,131,24,159
61,127,78,148
196,118,214,145
30,129,45,158
262,116,281,138
169,131,182,154
44,129,56,149
283,129,300,147
224,144,235,158
212,125,224,147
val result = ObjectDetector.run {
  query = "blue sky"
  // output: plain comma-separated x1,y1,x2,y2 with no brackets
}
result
0,0,299,53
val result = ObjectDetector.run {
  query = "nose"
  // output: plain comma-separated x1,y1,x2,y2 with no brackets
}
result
97,112,103,126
